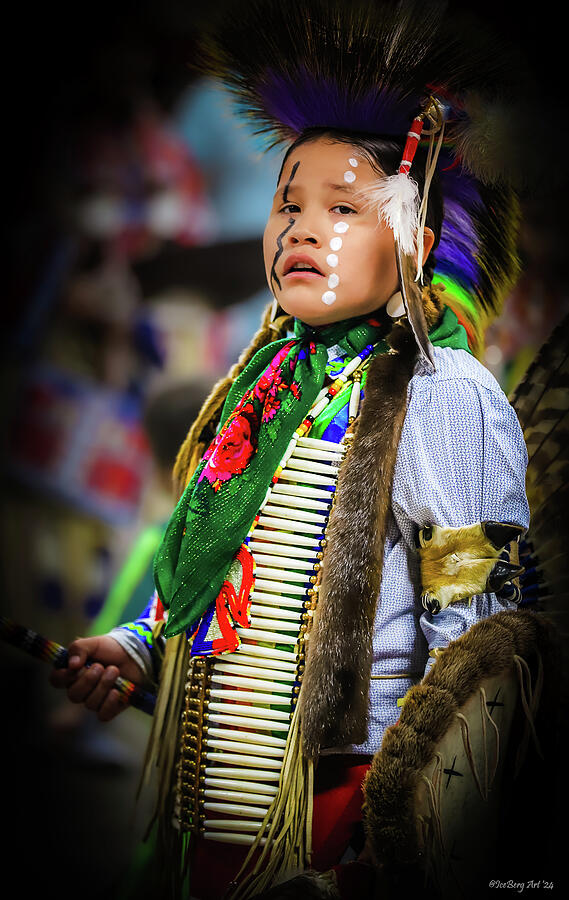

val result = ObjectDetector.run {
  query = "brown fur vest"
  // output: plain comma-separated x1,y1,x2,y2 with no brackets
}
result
299,320,418,757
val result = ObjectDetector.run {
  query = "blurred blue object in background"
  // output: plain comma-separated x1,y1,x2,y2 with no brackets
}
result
174,78,282,242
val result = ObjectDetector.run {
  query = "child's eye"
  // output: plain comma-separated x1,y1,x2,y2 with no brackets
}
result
280,203,300,214
331,205,356,215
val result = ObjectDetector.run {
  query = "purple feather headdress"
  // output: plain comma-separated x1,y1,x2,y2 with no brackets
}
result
196,0,525,356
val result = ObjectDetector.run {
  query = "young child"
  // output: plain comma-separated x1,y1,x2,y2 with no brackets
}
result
50,2,531,897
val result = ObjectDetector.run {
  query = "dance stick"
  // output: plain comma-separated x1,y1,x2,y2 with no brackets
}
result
0,616,156,715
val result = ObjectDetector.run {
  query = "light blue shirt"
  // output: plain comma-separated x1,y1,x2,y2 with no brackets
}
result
342,345,529,754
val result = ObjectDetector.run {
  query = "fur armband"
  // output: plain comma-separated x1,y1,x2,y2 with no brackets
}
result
417,521,525,614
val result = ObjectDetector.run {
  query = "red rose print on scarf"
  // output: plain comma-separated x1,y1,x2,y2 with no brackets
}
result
197,341,303,492
199,399,258,492
262,384,282,423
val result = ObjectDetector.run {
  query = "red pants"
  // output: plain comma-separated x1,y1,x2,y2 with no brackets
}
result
189,755,373,900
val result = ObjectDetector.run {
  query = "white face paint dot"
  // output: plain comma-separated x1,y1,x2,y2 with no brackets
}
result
334,222,349,234
343,170,356,183
329,236,342,251
328,273,339,289
326,253,338,267
348,157,359,167
322,291,337,305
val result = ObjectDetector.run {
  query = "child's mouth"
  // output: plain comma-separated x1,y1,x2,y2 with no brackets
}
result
283,255,324,279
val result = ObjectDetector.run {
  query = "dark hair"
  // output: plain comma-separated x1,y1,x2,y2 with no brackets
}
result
278,126,443,283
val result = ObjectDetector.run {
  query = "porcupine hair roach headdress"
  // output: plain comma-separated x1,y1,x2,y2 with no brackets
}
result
196,0,525,361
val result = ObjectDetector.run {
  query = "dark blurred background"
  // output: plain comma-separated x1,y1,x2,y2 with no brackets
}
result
1,1,567,897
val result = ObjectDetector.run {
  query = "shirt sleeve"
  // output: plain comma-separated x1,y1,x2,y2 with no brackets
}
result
109,590,166,685
391,370,530,676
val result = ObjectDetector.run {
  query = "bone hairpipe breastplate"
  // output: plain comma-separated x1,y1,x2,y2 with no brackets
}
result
174,434,346,846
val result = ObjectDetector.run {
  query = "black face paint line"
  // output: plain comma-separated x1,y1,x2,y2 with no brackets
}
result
270,217,295,292
282,160,300,202
270,160,300,292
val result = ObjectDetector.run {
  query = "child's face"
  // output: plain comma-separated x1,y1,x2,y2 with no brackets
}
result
263,137,399,327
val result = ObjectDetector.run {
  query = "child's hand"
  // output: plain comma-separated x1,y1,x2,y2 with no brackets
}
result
49,635,145,722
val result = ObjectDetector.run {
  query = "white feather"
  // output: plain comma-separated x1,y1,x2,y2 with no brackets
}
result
362,173,420,255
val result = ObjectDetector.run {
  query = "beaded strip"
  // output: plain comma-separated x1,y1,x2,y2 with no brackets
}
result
175,656,213,832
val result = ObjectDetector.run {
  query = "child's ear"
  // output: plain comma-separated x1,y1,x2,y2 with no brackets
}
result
418,227,435,268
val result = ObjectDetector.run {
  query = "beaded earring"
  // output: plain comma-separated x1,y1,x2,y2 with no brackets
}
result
386,291,406,318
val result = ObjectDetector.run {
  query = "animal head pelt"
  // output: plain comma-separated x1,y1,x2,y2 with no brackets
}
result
417,520,525,614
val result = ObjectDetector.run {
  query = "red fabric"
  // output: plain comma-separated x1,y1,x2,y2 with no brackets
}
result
188,754,372,900
311,754,371,871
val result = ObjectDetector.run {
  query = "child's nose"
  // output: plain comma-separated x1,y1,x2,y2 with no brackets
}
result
288,223,321,246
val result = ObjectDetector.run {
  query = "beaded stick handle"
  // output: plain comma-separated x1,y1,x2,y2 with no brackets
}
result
0,616,156,715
